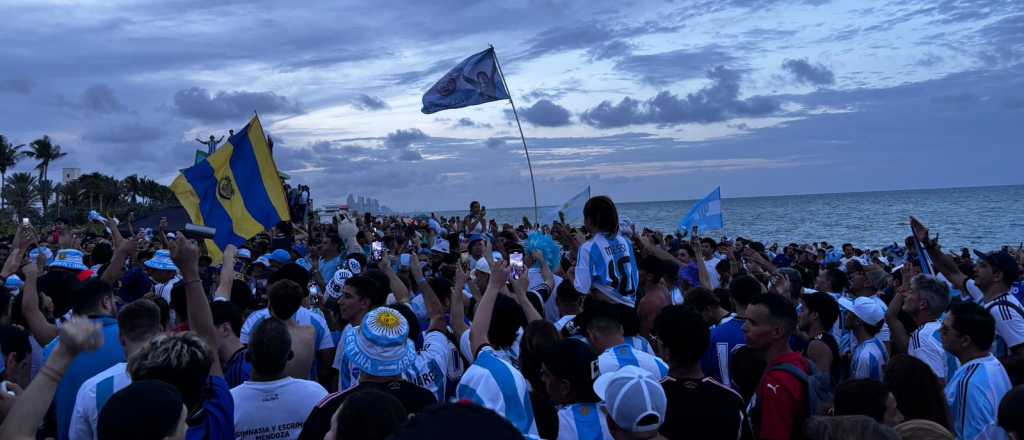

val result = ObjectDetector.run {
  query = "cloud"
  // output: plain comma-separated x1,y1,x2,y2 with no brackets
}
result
484,137,506,149
349,94,390,111
81,84,123,113
587,40,635,61
581,66,781,128
519,20,680,61
173,87,303,122
782,58,836,86
614,47,739,86
383,128,429,149
0,78,32,94
397,149,423,161
451,117,493,129
520,99,572,127
385,57,459,86
81,122,163,144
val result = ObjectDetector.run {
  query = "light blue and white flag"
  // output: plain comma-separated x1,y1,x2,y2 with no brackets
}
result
677,186,723,234
541,185,590,226
421,48,511,114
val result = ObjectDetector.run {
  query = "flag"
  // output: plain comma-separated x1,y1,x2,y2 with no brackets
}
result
421,48,511,114
909,217,935,275
541,186,590,226
194,149,208,165
677,187,724,234
171,115,290,260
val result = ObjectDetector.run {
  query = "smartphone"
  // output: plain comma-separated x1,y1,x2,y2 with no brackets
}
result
371,241,384,261
510,252,525,280
21,218,29,226
399,253,411,269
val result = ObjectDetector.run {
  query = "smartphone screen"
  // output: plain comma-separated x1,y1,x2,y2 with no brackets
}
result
371,241,384,261
510,252,525,280
399,253,411,269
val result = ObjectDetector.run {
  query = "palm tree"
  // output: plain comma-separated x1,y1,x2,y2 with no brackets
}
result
4,172,39,219
0,135,26,210
26,135,68,216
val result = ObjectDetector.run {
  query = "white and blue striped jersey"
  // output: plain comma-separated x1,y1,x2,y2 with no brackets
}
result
945,354,1012,440
963,280,1024,357
402,331,452,402
624,335,655,355
909,320,959,380
574,234,639,307
850,336,887,380
556,402,612,440
68,362,132,440
241,307,334,351
457,347,540,440
828,292,852,354
596,343,669,380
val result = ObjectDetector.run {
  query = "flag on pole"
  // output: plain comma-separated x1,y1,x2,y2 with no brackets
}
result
171,115,290,260
421,48,511,114
677,187,724,234
909,217,935,275
541,186,590,226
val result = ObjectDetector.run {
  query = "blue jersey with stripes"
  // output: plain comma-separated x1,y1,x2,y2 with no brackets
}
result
556,402,612,440
909,320,959,380
945,354,1012,440
700,315,746,388
69,362,131,440
850,336,887,380
457,347,540,439
596,343,669,380
574,234,639,307
624,335,655,355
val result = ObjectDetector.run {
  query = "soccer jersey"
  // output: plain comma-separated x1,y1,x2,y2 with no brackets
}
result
660,376,747,440
909,320,959,380
231,377,328,440
456,346,539,439
555,402,612,440
402,331,452,402
850,336,887,380
69,363,132,440
624,335,655,355
595,343,668,380
223,346,252,389
945,354,1012,440
186,376,234,440
574,233,639,307
978,294,1024,358
243,307,333,380
700,315,746,388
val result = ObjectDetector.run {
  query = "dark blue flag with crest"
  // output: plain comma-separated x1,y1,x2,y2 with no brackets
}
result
421,48,511,114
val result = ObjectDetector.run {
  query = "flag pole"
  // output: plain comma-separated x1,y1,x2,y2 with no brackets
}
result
490,45,540,224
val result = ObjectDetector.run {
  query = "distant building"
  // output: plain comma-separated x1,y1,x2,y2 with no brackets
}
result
62,168,81,183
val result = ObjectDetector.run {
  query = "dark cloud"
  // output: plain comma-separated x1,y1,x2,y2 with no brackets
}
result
613,47,739,86
452,117,493,129
782,58,836,86
349,94,390,111
518,20,680,61
397,149,423,161
385,57,460,86
587,40,635,61
383,128,429,149
81,84,123,113
81,122,163,144
484,137,506,149
173,87,303,122
0,78,32,94
581,66,780,128
520,99,572,127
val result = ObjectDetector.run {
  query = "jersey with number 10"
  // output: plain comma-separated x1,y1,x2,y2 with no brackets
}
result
575,233,639,307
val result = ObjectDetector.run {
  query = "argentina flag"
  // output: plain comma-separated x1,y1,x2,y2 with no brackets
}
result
678,186,724,233
421,48,511,114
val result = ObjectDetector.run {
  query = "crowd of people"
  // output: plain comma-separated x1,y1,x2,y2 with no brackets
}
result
0,196,1021,440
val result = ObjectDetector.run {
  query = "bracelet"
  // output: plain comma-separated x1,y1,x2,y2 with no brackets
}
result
182,278,202,286
40,365,63,382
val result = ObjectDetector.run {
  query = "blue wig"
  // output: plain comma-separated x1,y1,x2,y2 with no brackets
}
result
524,232,561,272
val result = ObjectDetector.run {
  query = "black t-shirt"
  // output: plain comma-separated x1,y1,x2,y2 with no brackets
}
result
660,376,749,440
804,333,841,386
297,380,436,440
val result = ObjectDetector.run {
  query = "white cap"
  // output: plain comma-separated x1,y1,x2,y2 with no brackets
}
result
593,365,667,433
837,296,885,326
473,258,490,275
431,238,450,254
237,248,252,259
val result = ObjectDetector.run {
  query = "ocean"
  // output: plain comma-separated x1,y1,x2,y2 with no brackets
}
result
432,185,1024,251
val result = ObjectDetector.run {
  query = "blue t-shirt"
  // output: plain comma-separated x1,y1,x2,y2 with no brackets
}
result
318,256,341,283
223,347,252,389
186,376,235,440
700,315,746,388
44,316,125,440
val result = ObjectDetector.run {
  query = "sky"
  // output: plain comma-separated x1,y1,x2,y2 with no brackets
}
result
1,0,1022,212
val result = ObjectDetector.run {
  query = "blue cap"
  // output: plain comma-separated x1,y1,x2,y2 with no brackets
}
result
270,249,292,264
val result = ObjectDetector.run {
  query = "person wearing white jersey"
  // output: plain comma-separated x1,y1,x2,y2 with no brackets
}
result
230,318,327,440
840,296,889,380
941,302,1013,440
574,196,640,308
915,219,1024,359
886,273,959,382
69,299,164,440
456,261,539,440
581,300,668,380
401,253,456,401
540,339,612,440
330,274,389,392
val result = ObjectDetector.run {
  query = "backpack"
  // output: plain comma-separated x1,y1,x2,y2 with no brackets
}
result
767,360,834,417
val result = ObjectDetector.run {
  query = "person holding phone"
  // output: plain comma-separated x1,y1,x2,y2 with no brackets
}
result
573,196,640,308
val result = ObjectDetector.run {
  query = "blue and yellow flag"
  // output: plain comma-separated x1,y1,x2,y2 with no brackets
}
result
171,115,289,259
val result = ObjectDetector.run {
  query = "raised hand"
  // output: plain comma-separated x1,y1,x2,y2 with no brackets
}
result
168,233,200,277
57,317,104,356
488,261,510,289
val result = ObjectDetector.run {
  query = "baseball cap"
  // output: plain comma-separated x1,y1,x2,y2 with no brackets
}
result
837,296,885,326
973,250,1021,282
237,248,252,259
593,365,667,433
342,307,416,377
431,238,450,254
474,258,491,275
269,249,292,264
